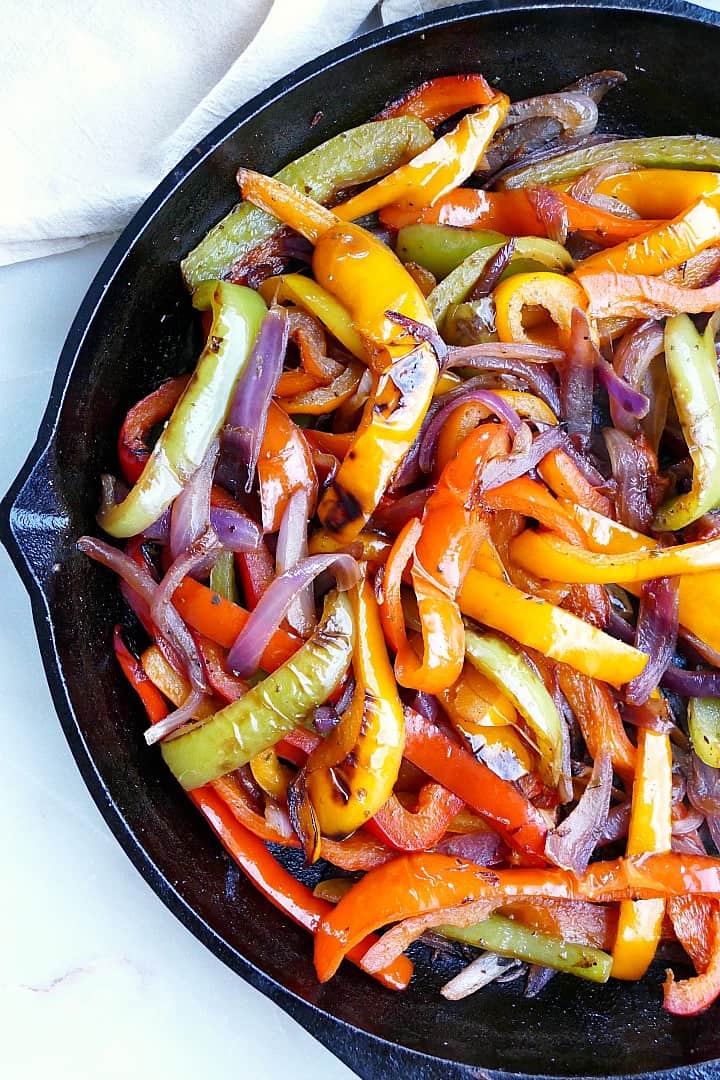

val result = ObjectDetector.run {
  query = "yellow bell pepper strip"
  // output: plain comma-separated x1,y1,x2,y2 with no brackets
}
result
497,135,720,191
161,590,354,790
181,116,434,290
334,96,509,222
306,578,404,836
612,728,672,980
689,698,720,769
249,748,294,802
314,850,720,982
493,271,590,349
374,73,495,129
573,195,720,279
654,315,720,530
569,504,720,656
141,645,217,720
258,273,365,360
395,423,510,694
510,528,720,585
237,169,440,542
463,627,564,788
459,571,649,687
98,283,266,538
440,915,612,984
591,169,720,219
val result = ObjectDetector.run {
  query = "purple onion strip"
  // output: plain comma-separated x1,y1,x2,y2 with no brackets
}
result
597,359,650,419
545,749,612,874
626,577,680,705
170,441,219,561
418,388,522,474
276,488,314,635
480,425,564,491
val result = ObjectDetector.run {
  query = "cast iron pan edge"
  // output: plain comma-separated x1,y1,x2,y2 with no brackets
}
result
4,3,720,1077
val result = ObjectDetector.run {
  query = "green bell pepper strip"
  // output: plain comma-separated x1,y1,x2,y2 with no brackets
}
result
427,236,574,325
161,590,354,789
209,550,239,604
654,314,720,531
98,282,266,539
439,915,612,983
498,135,720,190
181,117,435,291
689,697,720,768
464,628,564,788
396,224,506,279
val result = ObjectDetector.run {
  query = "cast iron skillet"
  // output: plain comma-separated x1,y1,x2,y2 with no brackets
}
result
5,1,720,1075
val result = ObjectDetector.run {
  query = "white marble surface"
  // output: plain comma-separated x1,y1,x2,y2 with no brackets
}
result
0,241,354,1080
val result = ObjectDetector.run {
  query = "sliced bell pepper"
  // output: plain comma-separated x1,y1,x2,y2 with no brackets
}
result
190,786,412,991
257,401,317,533
181,116,434,290
497,135,720,191
209,550,239,604
173,577,299,669
113,627,169,724
689,698,720,769
612,728,672,980
493,271,590,349
578,270,720,322
258,273,365,360
654,315,720,530
314,850,720,982
306,578,404,836
462,628,563,788
397,224,507,279
375,74,495,129
574,195,720,279
381,187,661,241
118,376,189,486
141,645,218,720
440,914,612,983
275,359,365,416
591,169,720,220
538,449,614,517
664,899,720,1014
402,708,549,863
459,570,648,687
510,528,720,584
482,476,585,544
377,516,422,653
249,747,293,802
556,666,636,780
161,590,354,789
98,283,266,538
335,96,509,222
368,784,464,852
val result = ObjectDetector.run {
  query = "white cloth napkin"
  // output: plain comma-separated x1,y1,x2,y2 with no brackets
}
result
0,0,377,266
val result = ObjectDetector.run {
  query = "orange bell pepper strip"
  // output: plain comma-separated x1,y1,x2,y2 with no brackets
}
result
314,850,720,982
191,786,412,990
538,449,614,517
274,360,366,416
569,504,720,655
173,577,300,669
301,428,353,459
257,401,317,533
458,570,648,687
493,271,591,349
481,476,586,544
591,169,720,220
377,516,422,653
574,195,720,279
306,578,405,836
510,528,720,584
612,727,672,980
379,187,661,240
556,665,636,781
395,423,510,693
335,96,508,222
401,709,549,864
238,168,440,542
578,270,720,322
374,73,495,129
367,784,464,851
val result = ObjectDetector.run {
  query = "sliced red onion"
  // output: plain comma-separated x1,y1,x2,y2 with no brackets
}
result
436,828,508,866
313,704,340,735
418,387,522,473
335,675,356,717
77,536,209,695
558,432,611,489
562,307,597,448
672,807,705,836
210,507,262,553
441,954,522,1000
468,239,517,300
195,635,248,703
389,399,444,490
607,609,634,644
672,831,708,855
477,118,563,184
622,700,675,735
571,161,638,204
505,91,599,139
371,486,434,535
626,577,680,705
218,305,288,496
385,309,448,364
526,187,569,245
144,687,207,745
545,749,612,874
525,965,558,998
170,441,218,561
610,319,665,435
661,665,720,698
410,691,439,725
143,507,171,543
480,425,564,491
486,133,620,189
603,427,653,532
597,358,650,419
597,800,631,846
445,340,565,365
276,488,314,636
688,753,720,816
226,553,360,678
707,815,720,852
444,351,561,416
564,70,627,103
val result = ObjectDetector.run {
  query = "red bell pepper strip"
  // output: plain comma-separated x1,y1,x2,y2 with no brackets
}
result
556,665,636,781
367,784,464,852
374,74,495,129
664,901,720,1015
190,786,412,991
113,625,169,723
402,709,548,863
118,376,190,485
257,401,318,533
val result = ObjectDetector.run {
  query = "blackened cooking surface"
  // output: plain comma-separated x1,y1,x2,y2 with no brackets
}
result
5,3,720,1076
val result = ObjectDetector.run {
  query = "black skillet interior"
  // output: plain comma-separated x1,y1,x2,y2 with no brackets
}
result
5,2,720,1077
